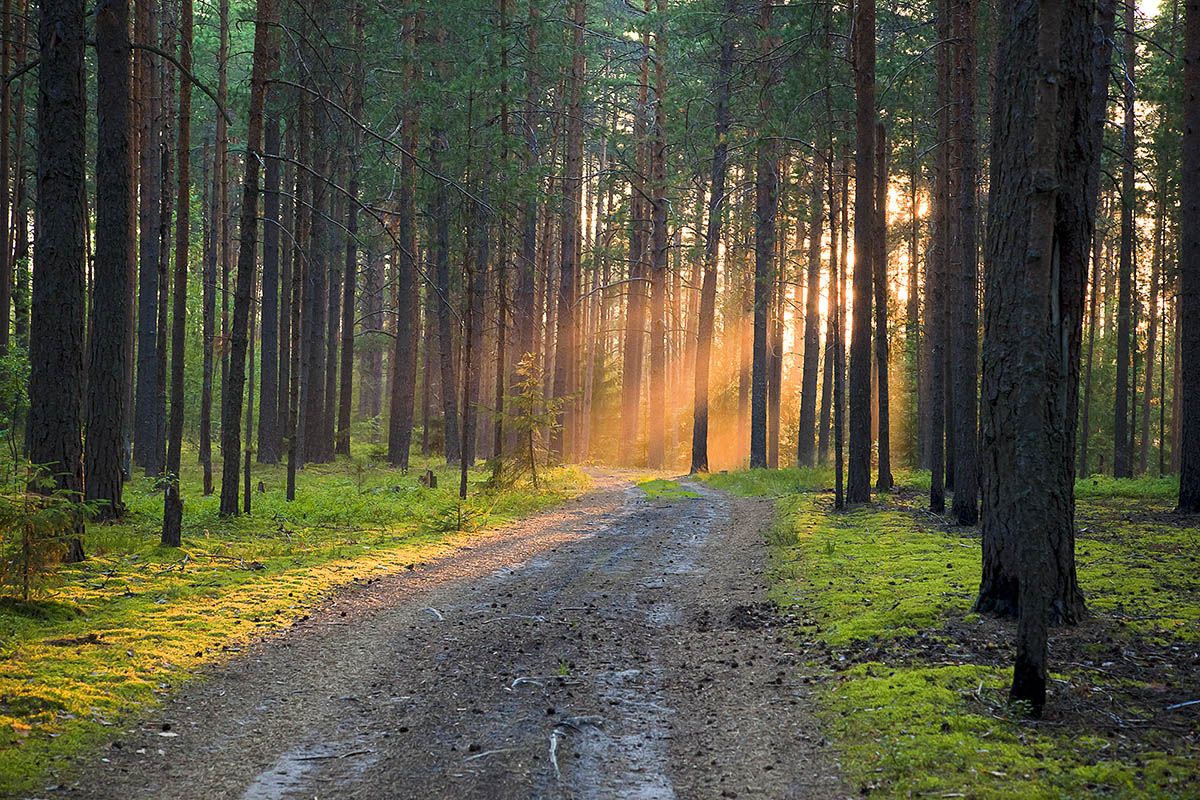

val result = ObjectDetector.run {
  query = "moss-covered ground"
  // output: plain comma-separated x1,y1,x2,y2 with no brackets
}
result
0,451,588,795
702,467,1199,799
636,478,699,500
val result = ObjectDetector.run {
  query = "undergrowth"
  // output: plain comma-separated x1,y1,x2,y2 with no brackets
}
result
0,448,588,795
714,467,1198,799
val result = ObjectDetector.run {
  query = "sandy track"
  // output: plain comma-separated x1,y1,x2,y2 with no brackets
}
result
47,472,846,800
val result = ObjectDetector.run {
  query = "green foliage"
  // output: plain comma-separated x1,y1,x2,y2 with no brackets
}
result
700,465,833,497
0,465,98,600
491,354,564,490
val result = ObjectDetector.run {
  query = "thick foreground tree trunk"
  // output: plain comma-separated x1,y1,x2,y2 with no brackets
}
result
32,0,87,561
979,0,1094,716
1180,0,1200,512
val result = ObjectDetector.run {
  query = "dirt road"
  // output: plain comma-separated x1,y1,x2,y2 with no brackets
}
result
52,473,846,799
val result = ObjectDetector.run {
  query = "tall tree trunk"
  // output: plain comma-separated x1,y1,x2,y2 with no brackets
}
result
32,0,87,563
874,122,894,491
218,0,231,433
0,0,11,362
155,3,174,477
31,0,87,561
647,0,667,469
1179,0,1200,512
388,11,420,469
848,0,875,502
1114,0,1136,478
218,0,278,515
87,0,132,521
981,0,1095,717
431,126,460,464
833,157,847,510
619,19,649,467
553,0,586,463
691,0,734,474
301,94,329,465
162,0,190,544
336,5,364,458
908,115,925,469
515,1,539,373
1140,181,1164,473
200,133,217,494
463,185,489,478
257,108,281,463
797,161,824,467
324,176,342,462
287,104,306,499
976,0,1109,620
818,156,839,466
750,0,778,470
134,0,161,474
1079,228,1101,475
950,0,979,522
277,123,294,446
928,0,950,513
767,161,787,470
493,0,511,467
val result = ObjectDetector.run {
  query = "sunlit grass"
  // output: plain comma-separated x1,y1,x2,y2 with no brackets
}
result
723,467,1199,798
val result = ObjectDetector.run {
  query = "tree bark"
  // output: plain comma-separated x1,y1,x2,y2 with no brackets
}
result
31,0,87,562
874,122,893,491
134,0,161,475
162,0,190,545
388,10,420,469
928,0,950,513
690,0,734,475
979,1,1097,718
553,0,586,463
750,0,778,471
1179,0,1200,512
257,108,281,464
87,0,132,521
219,0,278,515
1114,0,1136,478
431,126,459,464
950,0,979,522
797,161,824,468
848,0,875,502
619,15,649,467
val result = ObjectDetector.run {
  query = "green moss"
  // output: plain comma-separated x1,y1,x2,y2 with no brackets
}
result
741,469,1200,798
699,466,832,497
636,478,699,500
0,452,589,795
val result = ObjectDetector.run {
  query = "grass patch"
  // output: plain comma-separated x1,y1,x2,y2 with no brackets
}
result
699,465,832,497
636,478,699,500
0,448,589,796
743,469,1199,798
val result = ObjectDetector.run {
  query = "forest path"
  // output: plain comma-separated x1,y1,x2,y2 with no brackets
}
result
56,471,846,800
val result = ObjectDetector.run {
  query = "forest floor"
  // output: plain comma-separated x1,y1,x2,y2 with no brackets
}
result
703,467,1200,799
33,471,847,799
8,465,1198,798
